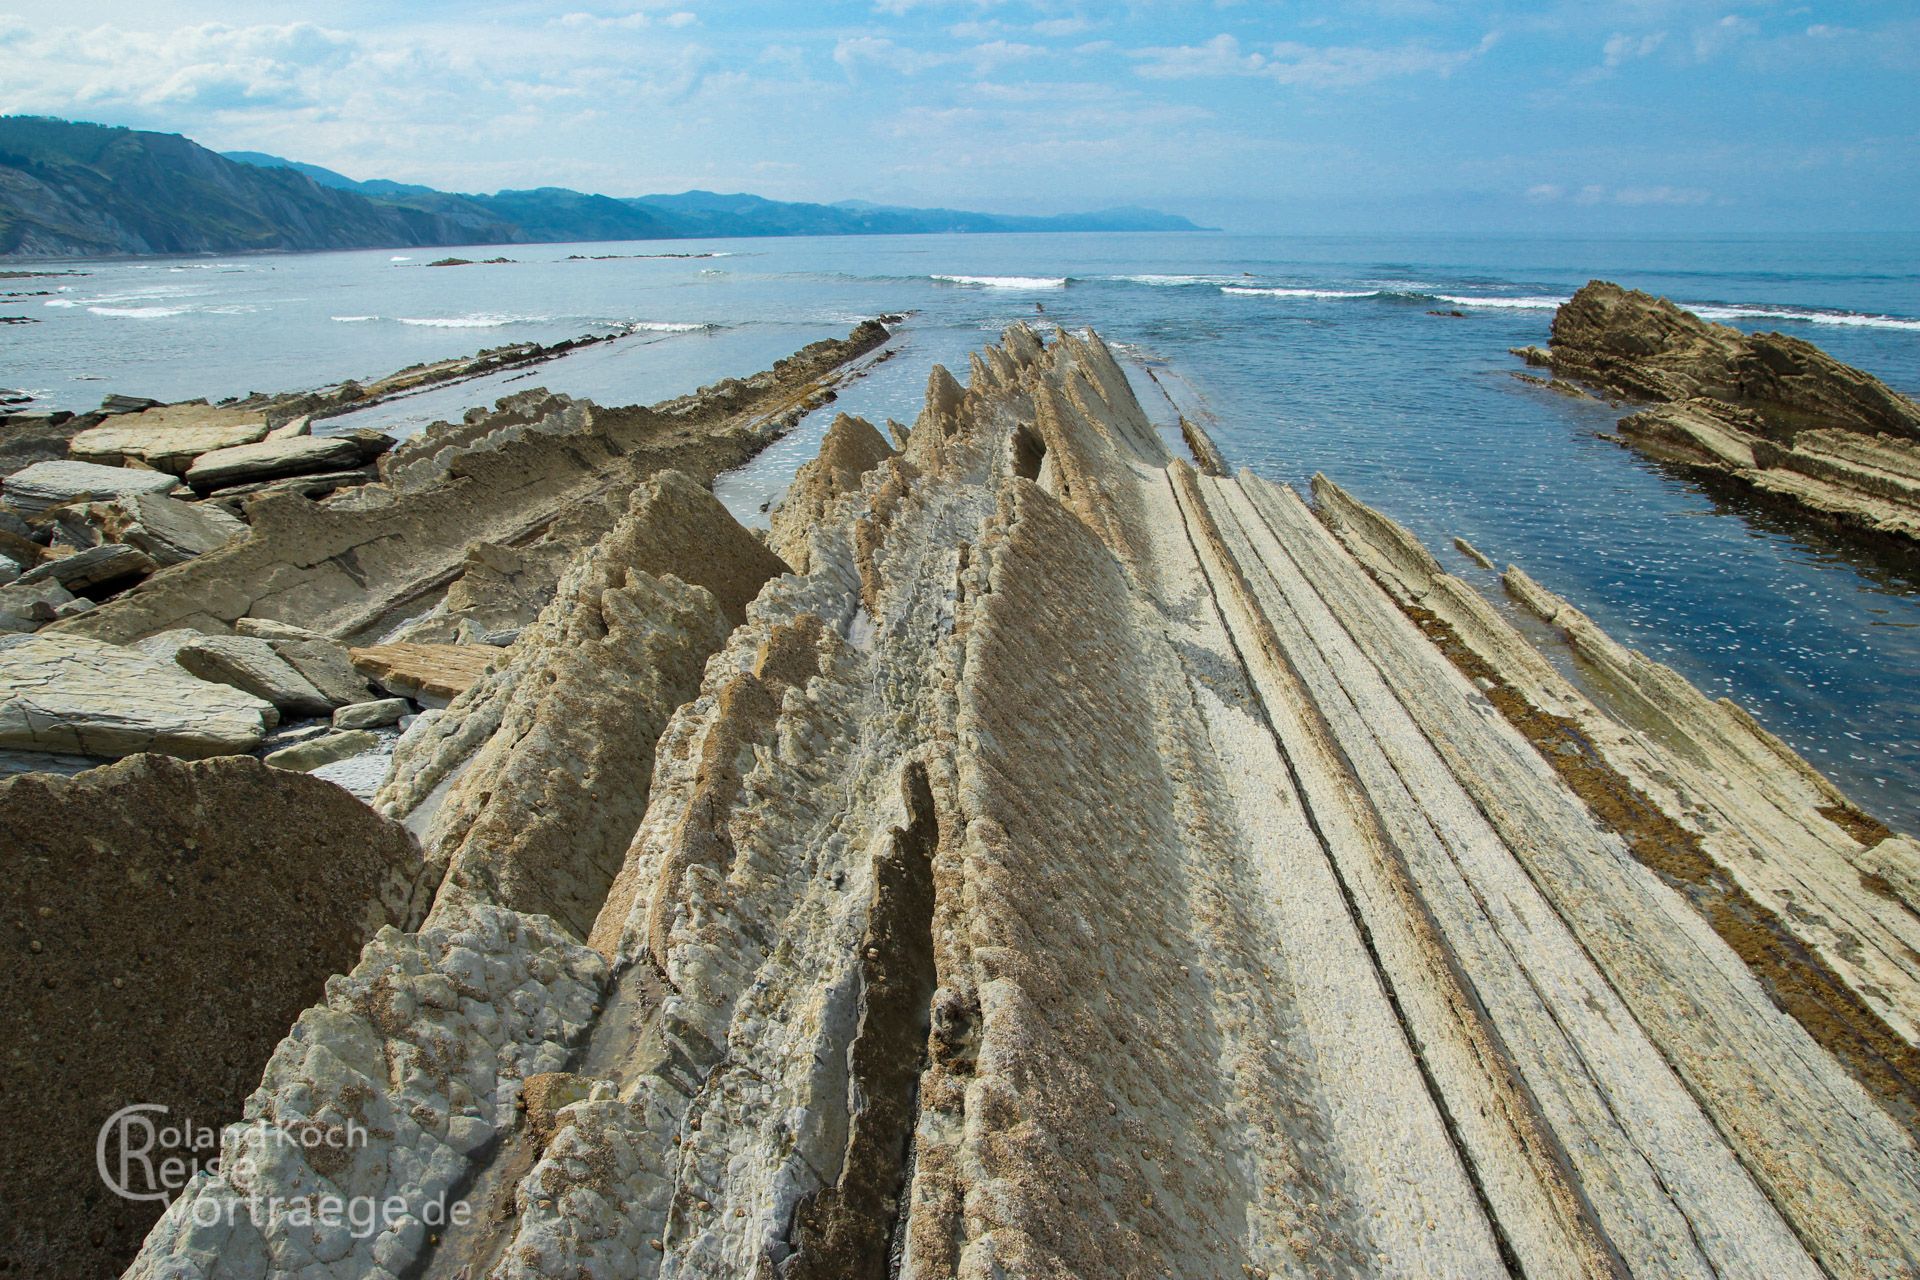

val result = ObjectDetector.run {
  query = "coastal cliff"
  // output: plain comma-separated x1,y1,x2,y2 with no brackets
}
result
1520,280,1920,546
13,323,1905,1278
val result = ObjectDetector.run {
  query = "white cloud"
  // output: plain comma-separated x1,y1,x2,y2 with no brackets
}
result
1526,181,1712,206
1602,30,1666,67
1692,14,1756,59
1132,32,1496,88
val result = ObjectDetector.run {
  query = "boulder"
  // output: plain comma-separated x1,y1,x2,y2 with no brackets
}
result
264,728,379,772
0,578,73,634
334,697,410,730
0,554,16,586
1,460,179,517
0,753,432,1280
183,431,394,493
75,492,247,566
68,405,268,474
0,633,273,757
173,634,335,718
350,642,496,706
16,543,155,594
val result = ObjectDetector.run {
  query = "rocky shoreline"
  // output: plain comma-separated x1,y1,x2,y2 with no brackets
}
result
6,321,1920,1277
1513,280,1920,548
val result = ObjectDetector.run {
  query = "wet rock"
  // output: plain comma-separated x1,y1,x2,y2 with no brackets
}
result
333,696,409,730
0,752,432,1280
97,393,164,415
1540,282,1920,546
173,633,335,718
1,459,179,516
0,632,274,757
264,728,379,772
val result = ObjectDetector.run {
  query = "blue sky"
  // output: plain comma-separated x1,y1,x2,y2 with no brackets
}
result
0,1,1913,231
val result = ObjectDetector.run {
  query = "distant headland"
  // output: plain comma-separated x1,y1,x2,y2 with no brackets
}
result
0,116,1206,259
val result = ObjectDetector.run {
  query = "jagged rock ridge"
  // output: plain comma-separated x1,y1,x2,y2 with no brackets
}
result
115,325,1920,1278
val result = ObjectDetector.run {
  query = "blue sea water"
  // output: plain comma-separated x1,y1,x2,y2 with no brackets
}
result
5,231,1918,825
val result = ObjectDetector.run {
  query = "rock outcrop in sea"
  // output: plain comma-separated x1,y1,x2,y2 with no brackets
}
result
1518,280,1920,546
5,318,1920,1277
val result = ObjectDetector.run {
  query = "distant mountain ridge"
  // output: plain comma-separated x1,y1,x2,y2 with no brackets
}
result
0,117,1204,258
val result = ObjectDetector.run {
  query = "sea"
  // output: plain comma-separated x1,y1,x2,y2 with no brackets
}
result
5,231,1918,827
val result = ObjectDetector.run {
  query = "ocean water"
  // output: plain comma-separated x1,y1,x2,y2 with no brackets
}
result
5,231,1918,826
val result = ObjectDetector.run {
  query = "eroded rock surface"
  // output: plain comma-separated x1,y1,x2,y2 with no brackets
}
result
117,324,1920,1280
0,753,433,1280
1532,280,1920,545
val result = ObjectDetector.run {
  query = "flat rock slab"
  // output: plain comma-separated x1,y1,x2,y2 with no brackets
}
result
351,642,495,706
174,634,334,718
2,460,179,517
68,407,268,474
17,543,155,593
184,431,392,492
0,632,273,758
79,493,246,566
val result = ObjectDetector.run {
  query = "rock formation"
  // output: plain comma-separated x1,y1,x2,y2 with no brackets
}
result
116,325,1920,1279
0,753,432,1280
1526,280,1920,545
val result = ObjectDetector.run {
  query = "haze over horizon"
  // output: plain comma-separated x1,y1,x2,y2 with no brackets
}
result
0,1,1914,235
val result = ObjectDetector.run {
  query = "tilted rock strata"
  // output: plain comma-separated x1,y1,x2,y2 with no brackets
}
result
123,326,1920,1279
767,411,896,573
50,322,886,646
0,753,433,1280
1537,280,1920,545
406,473,774,938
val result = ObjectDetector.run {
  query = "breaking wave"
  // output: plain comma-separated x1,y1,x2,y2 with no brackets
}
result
396,313,547,328
86,305,189,319
931,274,1068,290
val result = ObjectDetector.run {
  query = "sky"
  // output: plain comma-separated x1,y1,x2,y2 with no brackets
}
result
0,1,1913,233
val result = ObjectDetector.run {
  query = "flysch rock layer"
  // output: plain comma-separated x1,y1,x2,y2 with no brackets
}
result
387,470,781,938
1536,280,1920,545
124,325,1920,1280
0,753,434,1280
48,322,887,647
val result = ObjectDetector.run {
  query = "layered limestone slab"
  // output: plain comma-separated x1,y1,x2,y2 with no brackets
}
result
1,459,179,516
0,632,274,756
68,404,269,473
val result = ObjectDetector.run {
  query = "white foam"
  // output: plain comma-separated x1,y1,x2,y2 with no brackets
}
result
396,313,543,328
331,315,380,323
1690,304,1920,332
626,321,710,332
390,256,413,263
86,305,188,319
1438,294,1569,310
1222,286,1377,299
43,299,76,308
932,274,1068,290
1116,273,1244,286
